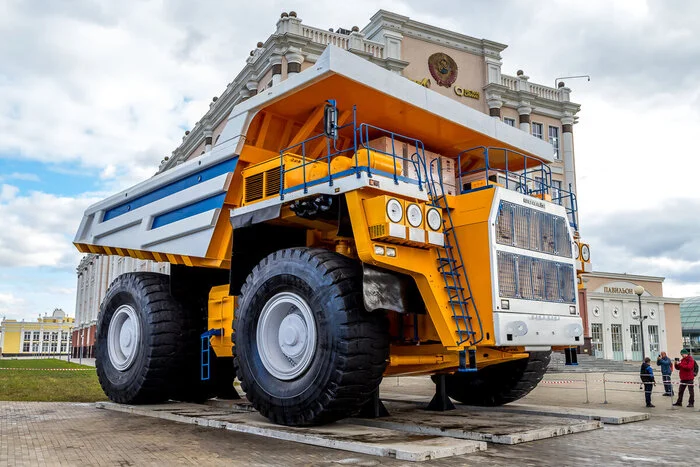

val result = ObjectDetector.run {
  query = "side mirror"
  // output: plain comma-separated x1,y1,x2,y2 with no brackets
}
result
324,101,338,140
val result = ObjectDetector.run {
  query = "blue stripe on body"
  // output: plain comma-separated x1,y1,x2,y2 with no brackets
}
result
102,157,238,221
151,193,227,229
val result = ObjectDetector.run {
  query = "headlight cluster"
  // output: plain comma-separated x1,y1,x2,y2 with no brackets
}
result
386,198,442,231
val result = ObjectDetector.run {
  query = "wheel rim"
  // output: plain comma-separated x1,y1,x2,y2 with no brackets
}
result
256,292,317,381
107,304,141,371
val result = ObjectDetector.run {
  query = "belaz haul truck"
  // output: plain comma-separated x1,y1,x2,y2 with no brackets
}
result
74,46,588,426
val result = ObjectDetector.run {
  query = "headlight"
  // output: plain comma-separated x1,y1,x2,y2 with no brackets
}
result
386,198,403,223
574,243,580,259
426,208,442,231
581,244,590,262
406,204,423,227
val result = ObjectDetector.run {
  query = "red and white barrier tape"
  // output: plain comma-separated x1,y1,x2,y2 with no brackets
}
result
0,367,95,371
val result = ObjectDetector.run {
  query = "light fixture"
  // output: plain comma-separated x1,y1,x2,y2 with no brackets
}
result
386,198,403,223
500,299,510,310
386,247,397,257
569,305,577,315
373,245,385,256
406,203,423,227
580,244,590,262
426,208,442,231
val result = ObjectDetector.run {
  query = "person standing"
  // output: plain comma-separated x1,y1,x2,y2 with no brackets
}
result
657,352,674,396
673,350,695,408
640,357,655,408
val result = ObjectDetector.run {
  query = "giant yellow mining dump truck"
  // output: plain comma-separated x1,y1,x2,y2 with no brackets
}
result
74,46,590,426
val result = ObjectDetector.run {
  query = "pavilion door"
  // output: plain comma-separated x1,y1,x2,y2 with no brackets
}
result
611,324,624,361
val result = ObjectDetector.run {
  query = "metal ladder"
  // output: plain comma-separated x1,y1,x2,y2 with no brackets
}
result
420,156,482,347
200,329,222,381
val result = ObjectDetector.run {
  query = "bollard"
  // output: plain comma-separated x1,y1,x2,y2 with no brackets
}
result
584,373,590,404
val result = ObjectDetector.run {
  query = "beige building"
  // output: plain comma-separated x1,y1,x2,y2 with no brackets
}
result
75,10,584,354
582,271,683,360
0,308,74,357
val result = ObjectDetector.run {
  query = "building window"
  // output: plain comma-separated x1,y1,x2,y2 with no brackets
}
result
532,122,543,139
23,342,30,352
552,180,562,205
33,331,40,341
51,332,58,342
61,332,68,341
24,331,31,341
549,126,560,159
61,344,67,353
50,342,58,353
503,117,515,127
591,323,603,357
648,325,659,354
31,343,39,352
42,342,49,352
43,333,50,342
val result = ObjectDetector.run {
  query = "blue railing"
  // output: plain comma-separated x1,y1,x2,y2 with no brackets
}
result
278,109,432,199
457,146,578,231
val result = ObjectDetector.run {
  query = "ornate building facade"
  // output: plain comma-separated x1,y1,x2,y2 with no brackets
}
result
73,9,582,356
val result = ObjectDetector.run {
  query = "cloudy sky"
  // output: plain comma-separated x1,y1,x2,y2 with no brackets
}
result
1,0,699,321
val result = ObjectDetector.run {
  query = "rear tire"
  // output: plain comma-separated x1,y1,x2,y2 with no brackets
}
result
233,248,389,426
96,273,189,404
440,351,551,406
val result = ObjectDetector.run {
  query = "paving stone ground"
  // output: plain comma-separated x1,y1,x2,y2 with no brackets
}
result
1,372,699,466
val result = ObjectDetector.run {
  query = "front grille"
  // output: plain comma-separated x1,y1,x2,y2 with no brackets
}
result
369,224,386,238
496,201,572,258
497,251,576,303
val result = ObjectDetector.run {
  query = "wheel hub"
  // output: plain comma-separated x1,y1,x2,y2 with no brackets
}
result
257,292,317,380
107,305,141,371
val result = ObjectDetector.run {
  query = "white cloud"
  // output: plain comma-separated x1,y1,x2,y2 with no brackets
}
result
0,188,99,268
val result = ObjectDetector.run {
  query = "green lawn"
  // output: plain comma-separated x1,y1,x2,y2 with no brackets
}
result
0,358,108,402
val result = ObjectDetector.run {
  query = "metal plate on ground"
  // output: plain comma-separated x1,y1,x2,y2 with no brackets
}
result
475,403,650,425
350,400,602,444
96,402,485,462
380,392,649,425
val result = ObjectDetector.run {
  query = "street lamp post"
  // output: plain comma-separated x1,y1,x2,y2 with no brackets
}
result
634,286,648,361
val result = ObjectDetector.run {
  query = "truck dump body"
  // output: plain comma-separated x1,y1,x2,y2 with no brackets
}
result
74,46,555,266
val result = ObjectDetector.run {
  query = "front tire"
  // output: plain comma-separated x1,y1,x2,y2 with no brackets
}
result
441,351,551,406
233,248,389,426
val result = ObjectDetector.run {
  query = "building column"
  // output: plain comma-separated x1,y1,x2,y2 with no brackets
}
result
269,56,283,86
518,103,532,133
561,115,578,227
285,51,304,76
486,93,503,118
204,128,213,153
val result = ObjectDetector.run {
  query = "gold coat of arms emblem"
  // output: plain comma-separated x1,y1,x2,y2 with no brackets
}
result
428,53,458,87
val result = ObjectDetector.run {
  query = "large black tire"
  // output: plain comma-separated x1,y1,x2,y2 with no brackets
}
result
233,248,389,426
96,273,190,404
96,272,229,404
440,351,551,406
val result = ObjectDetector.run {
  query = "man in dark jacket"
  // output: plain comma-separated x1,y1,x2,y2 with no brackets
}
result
673,350,695,408
657,352,674,396
640,357,655,408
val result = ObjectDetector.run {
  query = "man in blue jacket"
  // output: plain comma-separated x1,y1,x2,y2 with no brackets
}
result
657,351,674,396
640,357,655,407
